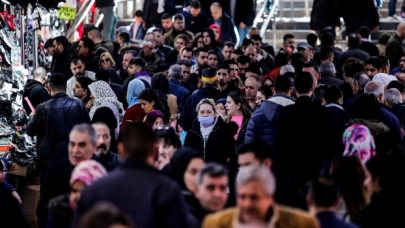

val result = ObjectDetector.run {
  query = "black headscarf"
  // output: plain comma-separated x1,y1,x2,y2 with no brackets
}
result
170,147,203,191
152,72,170,94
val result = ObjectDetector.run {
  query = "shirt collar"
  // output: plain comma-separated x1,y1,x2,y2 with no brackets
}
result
326,103,344,110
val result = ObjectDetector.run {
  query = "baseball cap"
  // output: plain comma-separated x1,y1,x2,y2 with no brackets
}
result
297,42,314,50
201,68,217,84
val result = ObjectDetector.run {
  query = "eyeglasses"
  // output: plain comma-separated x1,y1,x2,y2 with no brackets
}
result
155,126,171,131
101,58,110,63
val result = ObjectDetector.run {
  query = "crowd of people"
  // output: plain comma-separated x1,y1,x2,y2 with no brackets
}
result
3,0,405,227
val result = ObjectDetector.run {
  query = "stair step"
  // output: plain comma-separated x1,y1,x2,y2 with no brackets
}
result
277,7,401,18
280,0,402,9
264,29,394,40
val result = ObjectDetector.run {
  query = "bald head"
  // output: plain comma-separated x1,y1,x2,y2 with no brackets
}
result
397,22,405,39
210,2,222,21
245,46,258,62
87,28,102,43
33,67,47,83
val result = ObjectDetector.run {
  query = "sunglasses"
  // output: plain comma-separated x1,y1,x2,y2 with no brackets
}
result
101,58,110,63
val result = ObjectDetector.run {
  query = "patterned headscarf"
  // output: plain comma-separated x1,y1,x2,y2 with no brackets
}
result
88,81,124,120
69,160,107,186
343,124,376,164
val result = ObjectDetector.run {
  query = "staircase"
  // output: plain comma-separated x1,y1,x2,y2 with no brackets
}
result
254,0,403,49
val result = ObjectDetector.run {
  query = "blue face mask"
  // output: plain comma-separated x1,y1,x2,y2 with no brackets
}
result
198,116,215,126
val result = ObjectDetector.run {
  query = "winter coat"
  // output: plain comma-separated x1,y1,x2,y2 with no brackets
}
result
232,0,255,27
185,117,236,168
235,116,249,146
94,151,120,172
169,79,190,109
245,95,295,149
45,195,72,228
181,7,209,35
310,0,340,31
335,0,379,33
336,48,370,75
50,50,73,79
138,50,164,77
219,82,240,98
179,87,220,131
23,79,50,115
26,93,90,166
156,44,178,70
163,29,194,47
128,20,146,40
386,33,404,70
318,75,344,87
0,182,30,228
207,13,237,44
317,211,360,228
71,160,189,228
390,103,405,125
359,41,379,57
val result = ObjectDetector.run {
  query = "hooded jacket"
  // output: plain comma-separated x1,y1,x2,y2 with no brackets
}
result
245,95,295,148
182,7,209,35
23,79,50,115
207,13,237,44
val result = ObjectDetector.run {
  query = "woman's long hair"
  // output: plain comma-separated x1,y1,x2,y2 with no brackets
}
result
139,89,169,121
151,73,171,121
227,90,252,120
203,28,217,51
331,156,370,221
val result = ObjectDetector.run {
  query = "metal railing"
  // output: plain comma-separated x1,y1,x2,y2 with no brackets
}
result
65,0,96,39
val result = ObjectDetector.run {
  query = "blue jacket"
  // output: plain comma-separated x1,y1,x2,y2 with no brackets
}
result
317,211,360,228
169,79,190,109
245,95,295,148
379,104,403,147
128,21,146,40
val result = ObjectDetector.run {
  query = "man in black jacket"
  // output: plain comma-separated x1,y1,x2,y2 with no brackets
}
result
208,3,237,44
138,39,164,76
217,64,239,98
336,33,370,75
77,37,95,72
343,72,370,113
23,67,50,115
274,72,337,192
92,122,119,172
181,0,209,35
72,122,189,228
51,36,73,80
26,73,90,168
228,0,255,40
358,26,379,57
318,62,344,86
151,27,178,70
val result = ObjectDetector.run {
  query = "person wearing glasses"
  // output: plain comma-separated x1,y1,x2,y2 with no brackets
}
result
99,52,116,71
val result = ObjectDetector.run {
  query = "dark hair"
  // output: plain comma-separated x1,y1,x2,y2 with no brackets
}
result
79,202,134,228
225,59,237,65
365,57,383,70
119,32,130,43
208,49,222,65
242,38,254,48
54,36,69,50
80,37,94,52
245,66,261,76
348,33,360,48
173,14,185,21
274,75,291,94
313,84,329,105
258,85,273,99
70,55,85,65
274,53,289,68
223,41,235,49
321,32,334,46
95,69,110,83
237,55,251,65
124,50,137,58
378,55,389,69
250,34,262,43
203,28,217,50
192,33,202,48
237,140,273,160
320,46,334,60
294,72,314,94
292,58,305,74
217,64,230,73
233,49,244,55
309,177,340,208
331,156,368,221
227,90,252,119
283,34,294,41
50,73,67,91
45,38,54,49
324,85,343,104
162,13,172,20
306,33,318,47
76,77,94,95
129,57,146,69
139,89,165,113
176,59,192,67
352,94,381,121
87,27,101,39
134,10,143,17
154,127,182,149
303,62,319,73
357,26,370,38
289,53,304,61
347,61,366,78
388,81,405,93
194,47,208,58
197,162,229,184
190,0,201,9
182,47,193,55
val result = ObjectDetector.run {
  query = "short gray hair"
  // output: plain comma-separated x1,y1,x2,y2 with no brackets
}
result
385,88,402,106
237,165,276,196
33,67,47,81
196,162,228,185
353,72,370,88
142,39,155,46
365,81,384,97
169,64,183,80
71,123,97,144
319,62,336,77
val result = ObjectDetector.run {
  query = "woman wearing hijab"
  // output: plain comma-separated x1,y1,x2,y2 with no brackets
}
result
144,110,166,130
343,124,377,164
88,81,124,152
46,160,107,228
209,24,223,48
120,79,146,133
151,73,178,117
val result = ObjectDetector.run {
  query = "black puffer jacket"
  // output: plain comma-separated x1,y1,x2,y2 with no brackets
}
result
26,93,90,166
23,79,50,115
310,0,340,31
46,195,72,228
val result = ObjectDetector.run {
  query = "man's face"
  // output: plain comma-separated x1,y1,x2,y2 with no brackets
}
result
127,64,140,76
122,53,133,70
210,6,222,21
153,31,163,46
73,81,87,100
135,16,142,23
245,77,259,100
303,67,318,87
161,18,173,31
68,130,96,166
284,38,295,50
143,43,155,57
196,175,228,213
190,7,200,17
144,34,155,41
222,46,233,60
400,57,405,71
93,124,111,154
217,69,229,86
173,19,185,31
365,64,381,78
248,29,260,38
231,53,241,62
181,65,191,83
77,41,88,56
229,64,238,80
245,47,258,62
237,180,274,223
181,50,193,61
53,40,61,55
238,62,249,79
238,152,261,168
297,48,311,61
196,52,208,67
252,40,262,53
71,61,85,77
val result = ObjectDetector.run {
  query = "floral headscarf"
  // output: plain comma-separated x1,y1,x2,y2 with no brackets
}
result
343,124,376,164
69,160,107,186
88,81,124,120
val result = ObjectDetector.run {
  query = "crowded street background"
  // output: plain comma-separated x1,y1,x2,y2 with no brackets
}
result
3,0,405,227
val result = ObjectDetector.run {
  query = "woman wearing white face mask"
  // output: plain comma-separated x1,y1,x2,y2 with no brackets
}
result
184,98,237,169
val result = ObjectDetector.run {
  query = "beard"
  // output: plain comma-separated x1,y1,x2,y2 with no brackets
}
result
219,80,227,87
97,143,107,152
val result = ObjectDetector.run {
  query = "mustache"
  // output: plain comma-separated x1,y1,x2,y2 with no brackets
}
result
97,144,107,150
